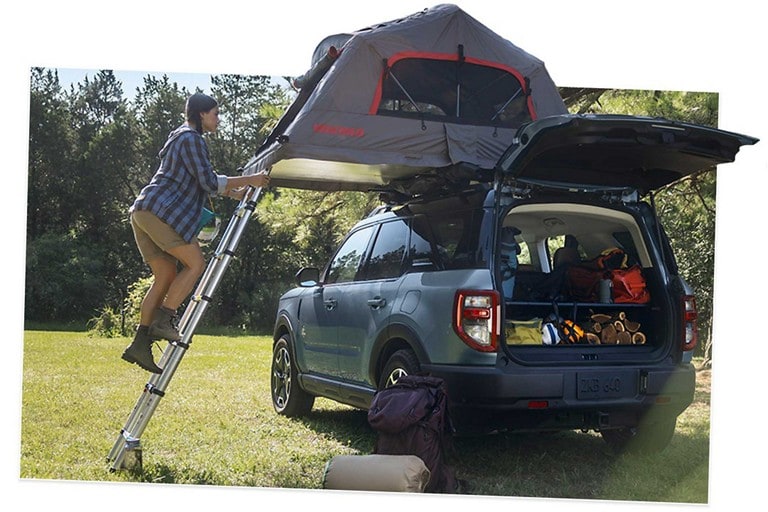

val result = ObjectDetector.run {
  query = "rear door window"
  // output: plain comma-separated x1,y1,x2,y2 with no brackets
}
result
408,215,439,271
364,219,409,280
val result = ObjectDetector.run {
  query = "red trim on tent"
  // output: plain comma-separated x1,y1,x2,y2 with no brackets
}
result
368,51,537,120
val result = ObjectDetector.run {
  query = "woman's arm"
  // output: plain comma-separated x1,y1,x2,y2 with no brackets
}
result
222,171,270,199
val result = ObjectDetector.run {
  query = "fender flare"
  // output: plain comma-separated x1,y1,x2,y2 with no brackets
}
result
368,322,430,384
273,312,295,344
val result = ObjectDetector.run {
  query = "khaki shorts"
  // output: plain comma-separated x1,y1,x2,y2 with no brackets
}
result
131,210,188,263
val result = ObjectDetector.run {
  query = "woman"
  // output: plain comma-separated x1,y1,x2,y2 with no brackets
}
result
122,92,269,373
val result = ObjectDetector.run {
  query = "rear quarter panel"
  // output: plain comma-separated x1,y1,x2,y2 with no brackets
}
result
390,268,498,365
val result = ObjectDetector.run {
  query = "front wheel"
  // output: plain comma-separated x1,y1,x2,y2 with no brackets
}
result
378,348,420,390
271,335,314,417
601,416,677,454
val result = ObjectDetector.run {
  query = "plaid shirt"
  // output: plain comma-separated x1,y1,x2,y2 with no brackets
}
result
131,126,227,243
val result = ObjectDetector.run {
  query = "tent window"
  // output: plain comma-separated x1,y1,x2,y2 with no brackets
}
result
376,57,532,127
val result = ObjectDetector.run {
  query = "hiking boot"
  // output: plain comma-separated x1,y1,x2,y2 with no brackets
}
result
121,326,163,374
148,307,181,342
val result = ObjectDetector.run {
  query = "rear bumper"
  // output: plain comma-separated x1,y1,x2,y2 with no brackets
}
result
421,361,696,433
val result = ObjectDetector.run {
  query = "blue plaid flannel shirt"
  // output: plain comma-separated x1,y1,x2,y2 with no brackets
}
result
131,126,227,243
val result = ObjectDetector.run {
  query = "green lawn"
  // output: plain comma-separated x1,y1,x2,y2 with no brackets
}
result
19,330,710,503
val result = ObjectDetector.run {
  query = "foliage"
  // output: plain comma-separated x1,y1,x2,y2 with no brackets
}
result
655,172,718,361
87,276,152,337
259,189,381,268
85,305,124,338
27,69,76,239
25,231,108,324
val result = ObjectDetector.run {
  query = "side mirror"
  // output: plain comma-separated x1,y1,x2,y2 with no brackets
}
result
295,267,320,287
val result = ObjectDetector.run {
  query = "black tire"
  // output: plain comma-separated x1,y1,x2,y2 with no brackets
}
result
601,416,677,455
378,348,420,390
271,335,314,417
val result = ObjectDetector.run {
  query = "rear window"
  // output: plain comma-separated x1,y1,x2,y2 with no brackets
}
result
503,203,651,274
425,208,485,270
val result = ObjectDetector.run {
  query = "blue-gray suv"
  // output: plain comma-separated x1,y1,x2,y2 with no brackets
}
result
270,114,756,453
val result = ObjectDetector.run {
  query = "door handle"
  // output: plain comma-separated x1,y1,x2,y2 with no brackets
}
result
324,298,338,310
367,297,387,309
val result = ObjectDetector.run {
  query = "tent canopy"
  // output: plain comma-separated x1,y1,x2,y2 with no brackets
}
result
242,4,567,194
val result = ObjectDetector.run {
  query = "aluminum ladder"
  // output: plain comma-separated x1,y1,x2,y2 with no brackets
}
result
107,184,264,472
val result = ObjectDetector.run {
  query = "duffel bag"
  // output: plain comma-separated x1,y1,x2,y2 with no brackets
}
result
565,265,603,302
610,265,651,303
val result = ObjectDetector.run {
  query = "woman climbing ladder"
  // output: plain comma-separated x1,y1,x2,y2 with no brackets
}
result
121,92,270,373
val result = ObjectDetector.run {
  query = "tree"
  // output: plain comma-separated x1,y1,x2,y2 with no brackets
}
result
208,74,291,170
26,67,720,353
27,68,76,239
26,68,123,323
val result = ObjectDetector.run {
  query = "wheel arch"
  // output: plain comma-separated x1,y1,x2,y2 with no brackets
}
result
368,323,430,385
272,313,294,345
272,314,307,377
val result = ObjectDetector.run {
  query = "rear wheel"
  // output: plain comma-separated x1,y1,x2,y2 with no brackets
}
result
271,335,314,417
378,348,420,389
601,416,677,454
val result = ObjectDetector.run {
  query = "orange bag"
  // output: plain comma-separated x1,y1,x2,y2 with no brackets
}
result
564,249,650,304
610,265,650,303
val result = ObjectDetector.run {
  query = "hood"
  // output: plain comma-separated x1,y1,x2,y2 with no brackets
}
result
497,114,759,194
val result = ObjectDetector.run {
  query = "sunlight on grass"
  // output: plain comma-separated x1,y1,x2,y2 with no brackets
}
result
20,330,711,502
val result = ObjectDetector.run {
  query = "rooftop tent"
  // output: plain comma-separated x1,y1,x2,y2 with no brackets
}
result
242,4,567,194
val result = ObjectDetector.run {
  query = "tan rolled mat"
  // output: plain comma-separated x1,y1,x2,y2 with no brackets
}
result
322,454,431,492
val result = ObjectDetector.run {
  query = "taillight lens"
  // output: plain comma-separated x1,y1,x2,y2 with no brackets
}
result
682,295,698,352
454,290,501,352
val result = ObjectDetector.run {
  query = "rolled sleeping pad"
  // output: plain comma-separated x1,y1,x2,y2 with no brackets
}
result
322,454,431,492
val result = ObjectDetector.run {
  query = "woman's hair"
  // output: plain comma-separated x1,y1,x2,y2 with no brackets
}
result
185,93,218,133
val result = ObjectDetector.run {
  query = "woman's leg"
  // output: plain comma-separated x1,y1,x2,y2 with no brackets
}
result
123,255,176,375
162,242,206,311
147,242,206,342
140,256,177,326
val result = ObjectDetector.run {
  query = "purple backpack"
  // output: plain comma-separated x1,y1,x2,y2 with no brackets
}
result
368,375,458,493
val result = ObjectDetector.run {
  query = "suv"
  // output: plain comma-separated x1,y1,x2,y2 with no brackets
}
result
270,114,756,452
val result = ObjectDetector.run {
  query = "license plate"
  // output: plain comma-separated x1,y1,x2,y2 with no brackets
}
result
577,371,637,400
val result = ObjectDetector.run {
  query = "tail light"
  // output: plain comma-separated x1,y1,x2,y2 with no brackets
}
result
453,290,501,352
682,294,698,352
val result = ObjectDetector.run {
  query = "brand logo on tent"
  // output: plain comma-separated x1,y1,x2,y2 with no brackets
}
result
313,123,365,138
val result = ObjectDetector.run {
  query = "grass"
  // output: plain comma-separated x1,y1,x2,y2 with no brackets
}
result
19,330,711,503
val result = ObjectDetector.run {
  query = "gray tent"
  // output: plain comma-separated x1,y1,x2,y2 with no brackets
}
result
242,4,567,194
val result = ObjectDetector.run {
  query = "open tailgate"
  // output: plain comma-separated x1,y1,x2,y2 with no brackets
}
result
497,114,758,193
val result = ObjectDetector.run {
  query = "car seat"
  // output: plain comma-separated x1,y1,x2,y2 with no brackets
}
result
553,234,580,269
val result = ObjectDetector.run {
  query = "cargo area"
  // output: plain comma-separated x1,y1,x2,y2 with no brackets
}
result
499,200,673,361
